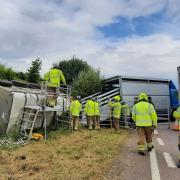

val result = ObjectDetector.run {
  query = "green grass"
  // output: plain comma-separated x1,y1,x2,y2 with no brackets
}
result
0,128,129,180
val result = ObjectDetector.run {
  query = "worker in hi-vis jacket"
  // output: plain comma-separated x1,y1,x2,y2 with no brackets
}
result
70,96,82,131
132,92,157,156
173,106,180,168
44,64,66,107
93,97,100,130
85,97,95,130
108,95,122,133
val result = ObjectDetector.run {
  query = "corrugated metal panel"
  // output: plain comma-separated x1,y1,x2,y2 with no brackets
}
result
122,82,169,96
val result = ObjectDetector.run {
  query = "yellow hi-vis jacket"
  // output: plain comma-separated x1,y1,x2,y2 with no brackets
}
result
122,103,131,116
94,102,100,116
173,106,180,119
108,101,122,119
44,68,67,87
85,100,95,116
70,100,82,117
132,101,157,127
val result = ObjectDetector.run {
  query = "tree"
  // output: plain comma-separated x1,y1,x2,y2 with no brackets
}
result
0,64,16,81
27,58,42,83
16,72,27,81
0,64,7,79
58,57,91,85
5,68,16,81
71,68,102,98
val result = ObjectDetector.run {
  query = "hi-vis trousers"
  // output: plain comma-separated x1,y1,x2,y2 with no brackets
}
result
87,116,94,130
94,115,100,130
47,86,57,107
71,116,79,130
137,127,153,152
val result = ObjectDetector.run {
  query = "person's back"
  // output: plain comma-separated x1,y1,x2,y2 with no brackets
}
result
70,99,82,117
94,99,100,130
70,96,82,131
132,101,157,127
85,99,95,130
44,67,66,87
43,65,67,107
85,99,95,116
132,92,157,155
94,101,100,116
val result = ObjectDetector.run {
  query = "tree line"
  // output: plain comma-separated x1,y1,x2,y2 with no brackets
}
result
0,57,103,98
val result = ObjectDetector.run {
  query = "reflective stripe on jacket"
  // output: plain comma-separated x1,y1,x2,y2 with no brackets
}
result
173,106,180,119
108,101,122,119
94,102,100,116
85,100,95,116
132,101,157,127
70,100,82,116
44,68,66,87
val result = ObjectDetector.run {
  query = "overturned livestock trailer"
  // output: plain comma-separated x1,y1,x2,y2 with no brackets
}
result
0,80,69,137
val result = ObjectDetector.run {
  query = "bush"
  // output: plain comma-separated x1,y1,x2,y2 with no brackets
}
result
71,68,102,98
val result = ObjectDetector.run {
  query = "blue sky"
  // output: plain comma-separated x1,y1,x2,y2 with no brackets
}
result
0,0,180,84
99,11,166,38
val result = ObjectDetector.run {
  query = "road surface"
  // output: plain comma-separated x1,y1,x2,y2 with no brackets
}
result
107,125,180,180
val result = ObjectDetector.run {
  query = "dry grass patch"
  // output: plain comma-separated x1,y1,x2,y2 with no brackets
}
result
0,128,128,180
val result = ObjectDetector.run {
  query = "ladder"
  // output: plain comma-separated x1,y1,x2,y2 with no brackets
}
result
17,82,72,141
18,106,41,141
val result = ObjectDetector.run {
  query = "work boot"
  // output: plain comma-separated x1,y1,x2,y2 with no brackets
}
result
148,145,154,152
95,125,100,130
115,129,120,134
89,126,93,131
138,151,145,156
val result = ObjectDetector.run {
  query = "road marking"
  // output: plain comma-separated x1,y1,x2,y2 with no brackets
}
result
154,130,158,135
156,138,165,146
150,149,161,180
163,152,177,168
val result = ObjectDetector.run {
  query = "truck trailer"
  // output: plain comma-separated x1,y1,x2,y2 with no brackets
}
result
0,80,69,137
82,76,179,123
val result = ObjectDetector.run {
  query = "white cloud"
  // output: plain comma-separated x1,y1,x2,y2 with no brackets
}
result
90,34,180,79
0,0,180,85
165,0,180,22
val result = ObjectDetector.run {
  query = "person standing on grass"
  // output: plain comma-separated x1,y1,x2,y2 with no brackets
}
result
93,97,100,130
70,96,82,131
108,95,122,134
85,97,95,130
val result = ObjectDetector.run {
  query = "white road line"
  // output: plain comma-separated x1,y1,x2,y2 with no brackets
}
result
150,149,161,180
156,138,165,146
163,152,177,168
154,130,158,135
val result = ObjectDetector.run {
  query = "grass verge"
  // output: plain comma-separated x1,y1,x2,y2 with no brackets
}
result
0,128,128,180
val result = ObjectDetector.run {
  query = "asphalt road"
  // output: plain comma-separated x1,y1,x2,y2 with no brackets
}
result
107,125,180,180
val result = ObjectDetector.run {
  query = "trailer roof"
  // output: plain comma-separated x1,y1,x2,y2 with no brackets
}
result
102,75,169,84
